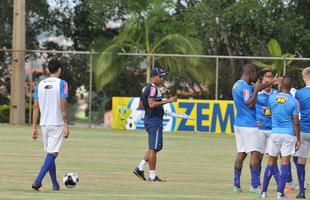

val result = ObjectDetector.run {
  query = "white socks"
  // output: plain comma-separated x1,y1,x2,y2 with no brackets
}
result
138,160,147,171
149,170,156,179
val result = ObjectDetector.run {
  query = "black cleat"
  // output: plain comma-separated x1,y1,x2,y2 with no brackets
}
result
132,167,146,181
52,184,60,191
148,176,166,182
296,193,306,199
32,182,42,191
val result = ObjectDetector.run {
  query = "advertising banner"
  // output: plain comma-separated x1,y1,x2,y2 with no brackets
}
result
112,97,236,135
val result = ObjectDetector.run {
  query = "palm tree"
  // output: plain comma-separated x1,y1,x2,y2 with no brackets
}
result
94,0,213,91
254,38,295,75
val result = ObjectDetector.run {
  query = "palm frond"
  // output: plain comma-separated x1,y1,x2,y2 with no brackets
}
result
267,38,282,57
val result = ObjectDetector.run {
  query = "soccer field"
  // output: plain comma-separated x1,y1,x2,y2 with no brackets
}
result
0,125,305,200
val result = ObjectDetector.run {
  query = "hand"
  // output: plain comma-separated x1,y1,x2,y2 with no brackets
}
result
253,80,262,92
168,96,177,103
295,140,301,151
273,74,283,85
32,127,38,140
64,124,69,139
257,121,263,128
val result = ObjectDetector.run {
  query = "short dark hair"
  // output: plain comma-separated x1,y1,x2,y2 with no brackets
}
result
281,76,293,90
261,69,274,77
48,59,61,74
242,63,256,75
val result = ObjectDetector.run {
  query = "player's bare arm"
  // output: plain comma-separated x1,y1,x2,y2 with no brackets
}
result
60,99,69,139
32,100,40,140
148,96,177,108
293,115,301,151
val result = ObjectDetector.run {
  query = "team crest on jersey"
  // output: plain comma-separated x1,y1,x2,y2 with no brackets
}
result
276,97,287,104
243,89,250,101
44,85,52,89
233,84,237,90
263,107,272,116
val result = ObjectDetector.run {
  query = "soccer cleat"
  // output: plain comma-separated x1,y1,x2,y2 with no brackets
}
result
32,182,44,192
277,192,288,199
284,184,296,193
233,186,243,193
250,186,261,194
132,167,146,181
296,193,306,199
52,184,60,191
148,176,166,182
260,192,267,198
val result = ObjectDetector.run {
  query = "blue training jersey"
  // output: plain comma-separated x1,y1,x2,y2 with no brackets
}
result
232,80,256,127
140,83,164,128
268,92,299,136
295,86,310,133
255,89,277,130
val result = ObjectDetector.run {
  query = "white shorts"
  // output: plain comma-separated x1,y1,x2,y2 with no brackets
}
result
267,134,296,157
258,129,272,153
234,126,261,153
295,133,310,158
41,125,64,153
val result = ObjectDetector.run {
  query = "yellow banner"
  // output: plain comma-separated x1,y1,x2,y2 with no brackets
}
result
112,97,236,135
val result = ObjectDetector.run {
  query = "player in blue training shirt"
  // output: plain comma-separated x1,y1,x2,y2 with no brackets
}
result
294,67,310,199
261,76,300,199
133,68,177,182
255,70,279,186
31,59,69,191
232,64,279,193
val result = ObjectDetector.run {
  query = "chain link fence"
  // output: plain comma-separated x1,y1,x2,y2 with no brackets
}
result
1,49,310,127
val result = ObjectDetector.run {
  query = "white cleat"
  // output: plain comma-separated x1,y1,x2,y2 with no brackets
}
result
277,192,288,199
260,192,267,198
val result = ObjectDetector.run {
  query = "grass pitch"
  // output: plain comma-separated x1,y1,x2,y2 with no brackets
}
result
0,125,306,200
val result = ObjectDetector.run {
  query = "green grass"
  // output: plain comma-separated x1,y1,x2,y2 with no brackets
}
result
0,125,306,199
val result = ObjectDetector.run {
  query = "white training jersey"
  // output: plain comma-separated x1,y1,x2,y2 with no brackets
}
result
34,77,68,125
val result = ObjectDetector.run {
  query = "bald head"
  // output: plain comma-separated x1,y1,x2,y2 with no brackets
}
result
241,63,257,83
280,76,293,91
242,63,256,75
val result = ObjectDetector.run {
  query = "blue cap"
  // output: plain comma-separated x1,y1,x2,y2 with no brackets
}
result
150,68,167,77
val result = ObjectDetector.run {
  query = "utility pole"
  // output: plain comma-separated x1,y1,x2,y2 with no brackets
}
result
10,0,25,125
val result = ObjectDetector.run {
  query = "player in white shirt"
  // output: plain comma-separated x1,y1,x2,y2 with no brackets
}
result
31,59,69,191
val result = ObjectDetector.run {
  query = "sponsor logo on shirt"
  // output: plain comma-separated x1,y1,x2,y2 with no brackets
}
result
276,97,287,104
44,85,52,89
243,89,250,101
263,107,272,116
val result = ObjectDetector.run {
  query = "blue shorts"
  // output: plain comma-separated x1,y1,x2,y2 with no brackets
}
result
146,125,163,152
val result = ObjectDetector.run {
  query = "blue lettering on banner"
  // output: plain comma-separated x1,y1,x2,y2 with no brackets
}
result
211,103,235,133
178,102,195,131
197,103,209,132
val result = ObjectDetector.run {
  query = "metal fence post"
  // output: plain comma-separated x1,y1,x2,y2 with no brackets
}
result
283,58,286,76
28,56,33,125
215,57,219,100
152,55,155,69
88,52,93,128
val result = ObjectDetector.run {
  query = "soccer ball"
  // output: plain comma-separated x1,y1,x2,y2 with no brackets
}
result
63,172,79,188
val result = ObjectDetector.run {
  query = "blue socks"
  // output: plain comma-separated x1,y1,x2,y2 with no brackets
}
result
286,162,293,183
273,164,280,186
279,164,289,195
49,159,59,187
34,154,56,185
234,171,241,188
296,163,305,195
262,165,273,192
251,169,260,188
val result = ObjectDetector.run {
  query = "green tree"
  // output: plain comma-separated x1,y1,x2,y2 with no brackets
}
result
93,0,213,91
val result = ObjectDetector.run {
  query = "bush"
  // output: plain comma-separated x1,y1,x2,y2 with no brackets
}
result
0,104,32,123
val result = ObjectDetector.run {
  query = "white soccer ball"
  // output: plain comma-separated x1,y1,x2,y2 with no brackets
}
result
63,172,79,188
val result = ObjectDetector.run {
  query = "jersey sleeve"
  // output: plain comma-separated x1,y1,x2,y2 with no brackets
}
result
60,80,69,99
33,86,39,100
293,99,299,116
148,86,158,99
